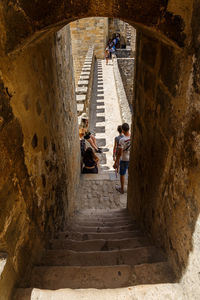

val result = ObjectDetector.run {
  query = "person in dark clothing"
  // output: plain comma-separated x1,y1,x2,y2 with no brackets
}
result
82,147,99,174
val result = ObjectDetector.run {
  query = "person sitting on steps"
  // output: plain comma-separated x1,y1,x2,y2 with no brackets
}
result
82,147,99,174
79,113,102,153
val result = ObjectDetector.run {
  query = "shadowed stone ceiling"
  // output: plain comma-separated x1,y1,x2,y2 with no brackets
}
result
0,0,188,54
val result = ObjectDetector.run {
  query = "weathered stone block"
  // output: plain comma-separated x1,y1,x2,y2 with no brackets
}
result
141,35,158,69
143,67,156,99
77,104,84,114
76,87,88,94
82,67,91,72
159,44,181,97
80,75,89,80
76,95,86,103
78,80,89,86
81,72,90,76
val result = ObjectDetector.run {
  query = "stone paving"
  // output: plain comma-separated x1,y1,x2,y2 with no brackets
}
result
76,59,128,211
90,59,123,171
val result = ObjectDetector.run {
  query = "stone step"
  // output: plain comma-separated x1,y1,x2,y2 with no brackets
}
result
73,219,134,227
66,224,138,233
76,208,129,216
56,230,143,240
14,282,184,300
81,71,90,76
76,94,86,103
75,216,133,223
77,104,84,115
80,75,89,80
49,237,151,251
76,87,88,95
82,67,91,72
27,262,175,290
75,212,131,219
84,62,92,66
41,247,166,266
78,80,89,86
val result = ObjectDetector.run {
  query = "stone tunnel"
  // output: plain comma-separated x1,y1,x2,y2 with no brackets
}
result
0,0,200,299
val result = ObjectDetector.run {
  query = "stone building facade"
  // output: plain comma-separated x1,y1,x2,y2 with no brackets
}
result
70,18,136,85
108,19,136,55
70,18,108,85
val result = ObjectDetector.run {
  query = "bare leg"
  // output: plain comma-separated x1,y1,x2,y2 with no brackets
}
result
87,137,98,151
120,175,125,193
90,135,98,149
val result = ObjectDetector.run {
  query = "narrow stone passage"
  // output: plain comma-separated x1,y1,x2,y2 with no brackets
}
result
76,58,127,210
13,57,177,300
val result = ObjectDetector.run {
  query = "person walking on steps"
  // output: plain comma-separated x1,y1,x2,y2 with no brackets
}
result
105,47,109,65
114,123,131,194
113,125,124,162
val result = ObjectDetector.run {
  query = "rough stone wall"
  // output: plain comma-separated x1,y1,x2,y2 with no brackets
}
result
117,58,135,108
70,18,108,85
113,57,132,125
0,25,80,299
0,0,200,298
108,19,127,41
128,21,200,288
76,47,95,119
126,24,136,55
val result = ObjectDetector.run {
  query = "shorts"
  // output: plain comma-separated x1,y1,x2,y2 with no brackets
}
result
119,160,129,176
82,166,98,174
84,132,91,140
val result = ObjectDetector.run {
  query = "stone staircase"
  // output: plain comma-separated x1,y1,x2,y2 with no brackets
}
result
14,209,176,299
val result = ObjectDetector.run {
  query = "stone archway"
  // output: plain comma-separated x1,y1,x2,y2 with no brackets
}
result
0,1,200,299
0,0,188,55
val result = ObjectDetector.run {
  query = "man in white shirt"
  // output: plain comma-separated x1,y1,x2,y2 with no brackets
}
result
114,123,131,194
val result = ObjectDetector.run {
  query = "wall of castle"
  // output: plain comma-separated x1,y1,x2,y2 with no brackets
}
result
117,58,135,108
108,19,136,56
0,25,80,299
70,18,108,85
128,24,200,287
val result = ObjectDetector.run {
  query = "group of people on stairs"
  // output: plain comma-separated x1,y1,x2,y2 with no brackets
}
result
79,114,131,194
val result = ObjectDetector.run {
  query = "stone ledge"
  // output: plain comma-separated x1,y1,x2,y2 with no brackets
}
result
83,63,91,66
80,75,89,80
77,104,84,114
81,72,90,76
82,68,91,72
78,80,89,86
76,87,88,94
113,57,132,125
76,95,86,103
